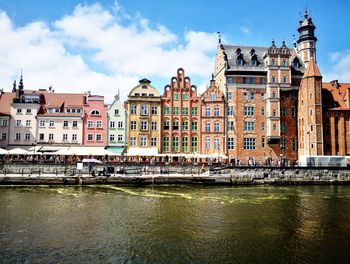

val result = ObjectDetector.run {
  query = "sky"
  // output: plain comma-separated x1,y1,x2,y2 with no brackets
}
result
0,0,349,103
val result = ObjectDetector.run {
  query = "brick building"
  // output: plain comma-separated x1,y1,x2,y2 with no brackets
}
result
161,68,201,157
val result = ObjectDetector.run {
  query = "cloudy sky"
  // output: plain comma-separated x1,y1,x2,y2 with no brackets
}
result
0,0,349,102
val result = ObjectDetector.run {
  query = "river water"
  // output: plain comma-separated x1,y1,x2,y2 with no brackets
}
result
1,185,350,264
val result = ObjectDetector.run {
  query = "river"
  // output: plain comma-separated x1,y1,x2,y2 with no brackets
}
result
1,185,350,263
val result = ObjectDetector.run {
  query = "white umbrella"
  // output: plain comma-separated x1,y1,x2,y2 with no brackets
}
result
82,158,103,164
0,148,8,155
54,148,74,156
7,148,28,155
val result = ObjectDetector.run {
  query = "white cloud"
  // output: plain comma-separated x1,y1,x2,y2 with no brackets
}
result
0,3,217,102
240,26,250,34
325,50,350,82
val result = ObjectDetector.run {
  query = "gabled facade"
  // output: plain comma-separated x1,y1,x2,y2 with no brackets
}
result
0,91,14,148
83,94,108,146
161,68,201,155
107,91,127,154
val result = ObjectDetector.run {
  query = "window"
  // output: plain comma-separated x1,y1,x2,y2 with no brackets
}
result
1,119,8,127
130,137,136,146
151,138,157,147
49,133,54,141
26,109,31,114
210,92,216,101
243,138,256,150
110,134,115,142
63,120,69,127
39,134,44,141
151,106,158,115
151,122,157,130
228,121,234,131
283,76,287,83
262,136,266,148
227,77,233,84
141,105,148,115
252,59,258,66
273,109,277,117
281,107,286,116
282,59,286,66
163,121,170,130
271,59,275,66
173,107,179,115
173,137,179,152
281,123,287,133
15,133,21,140
73,121,78,127
182,93,189,100
228,92,233,101
214,122,220,132
261,93,265,100
91,110,100,115
272,76,276,83
173,121,179,130
261,107,265,116
63,134,68,141
244,106,254,116
291,107,296,117
191,137,198,152
261,122,265,131
49,120,55,127
25,133,30,140
214,107,220,116
17,109,22,114
182,121,188,130
243,92,248,100
96,121,102,128
292,138,298,151
272,91,277,98
118,121,123,129
0,133,6,140
173,93,179,101
191,121,197,131
118,135,123,142
205,138,211,150
130,105,137,114
96,134,102,141
291,93,296,101
163,106,170,115
205,123,211,132
72,134,77,141
237,59,244,66
87,121,94,128
273,124,277,130
182,107,188,115
249,77,254,84
281,138,286,150
131,121,136,130
242,77,247,84
260,78,265,84
250,92,255,100
114,109,119,115
140,121,148,130
214,138,220,150
26,120,31,127
244,121,255,131
205,107,210,116
110,121,115,128
163,137,169,152
227,106,234,116
16,120,21,127
228,138,234,149
191,107,198,115
182,137,188,152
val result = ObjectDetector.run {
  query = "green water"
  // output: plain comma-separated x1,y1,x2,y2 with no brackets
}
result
1,185,350,263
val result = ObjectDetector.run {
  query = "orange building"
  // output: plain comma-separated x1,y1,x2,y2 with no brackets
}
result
200,77,226,158
161,68,201,158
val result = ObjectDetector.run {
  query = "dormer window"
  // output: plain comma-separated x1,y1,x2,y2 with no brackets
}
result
251,54,258,66
292,57,300,68
236,53,244,66
91,110,100,115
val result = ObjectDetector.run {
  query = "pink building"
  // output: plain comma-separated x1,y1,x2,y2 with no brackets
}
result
83,94,108,146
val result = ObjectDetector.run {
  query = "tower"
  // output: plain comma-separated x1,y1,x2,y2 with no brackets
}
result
297,10,317,66
297,58,323,159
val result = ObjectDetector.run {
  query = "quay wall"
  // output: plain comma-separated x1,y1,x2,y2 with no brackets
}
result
1,163,350,185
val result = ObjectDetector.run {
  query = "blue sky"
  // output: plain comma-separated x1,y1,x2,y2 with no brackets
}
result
0,0,349,102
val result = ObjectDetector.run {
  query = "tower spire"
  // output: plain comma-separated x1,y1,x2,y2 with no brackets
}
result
217,32,221,44
19,69,24,90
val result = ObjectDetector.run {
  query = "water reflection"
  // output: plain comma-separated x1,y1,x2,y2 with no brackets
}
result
1,185,350,263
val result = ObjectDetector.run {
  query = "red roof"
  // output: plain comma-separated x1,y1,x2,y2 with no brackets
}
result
303,58,322,78
0,92,15,115
322,81,350,110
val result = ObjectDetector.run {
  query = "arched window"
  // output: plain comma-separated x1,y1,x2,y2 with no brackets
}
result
91,110,100,115
292,57,300,68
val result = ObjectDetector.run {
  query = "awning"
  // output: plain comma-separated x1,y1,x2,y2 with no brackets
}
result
7,148,28,155
69,147,118,156
126,147,158,156
0,148,8,154
106,147,124,155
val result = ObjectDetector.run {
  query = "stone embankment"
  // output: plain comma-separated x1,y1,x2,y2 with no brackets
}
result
1,163,350,185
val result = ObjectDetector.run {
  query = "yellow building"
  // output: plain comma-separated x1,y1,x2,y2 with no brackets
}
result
126,79,161,156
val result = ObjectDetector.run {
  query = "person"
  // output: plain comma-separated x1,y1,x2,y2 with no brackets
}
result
88,163,93,175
